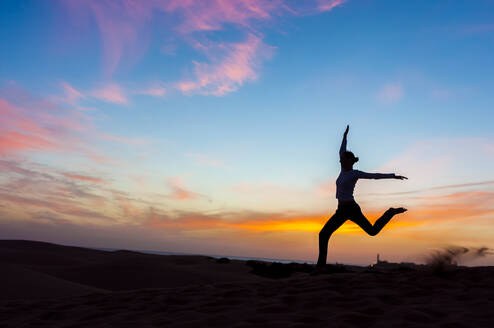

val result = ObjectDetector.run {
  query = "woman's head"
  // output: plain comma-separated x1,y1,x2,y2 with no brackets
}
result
340,151,359,168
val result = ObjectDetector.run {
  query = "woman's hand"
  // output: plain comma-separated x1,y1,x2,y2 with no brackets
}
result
394,175,408,180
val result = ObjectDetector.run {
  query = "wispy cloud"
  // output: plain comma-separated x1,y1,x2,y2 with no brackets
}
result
0,159,125,223
167,177,200,201
57,81,165,107
56,81,172,112
317,0,347,12
406,190,494,224
63,0,346,95
63,173,108,184
64,0,150,77
0,94,88,156
377,82,403,104
111,191,142,218
91,84,128,104
0,161,112,223
60,81,84,105
0,192,115,223
0,84,147,163
177,34,272,96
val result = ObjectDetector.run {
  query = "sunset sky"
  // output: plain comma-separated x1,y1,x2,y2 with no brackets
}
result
1,0,494,265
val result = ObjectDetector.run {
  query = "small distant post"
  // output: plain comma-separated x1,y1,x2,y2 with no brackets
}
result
377,253,380,264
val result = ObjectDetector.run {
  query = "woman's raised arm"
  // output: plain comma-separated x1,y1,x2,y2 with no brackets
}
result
339,125,349,156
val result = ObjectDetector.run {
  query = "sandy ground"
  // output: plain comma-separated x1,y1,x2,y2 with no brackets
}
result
1,240,494,327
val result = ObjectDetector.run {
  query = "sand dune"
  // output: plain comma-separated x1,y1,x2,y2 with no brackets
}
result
2,240,494,327
0,240,260,295
1,263,105,300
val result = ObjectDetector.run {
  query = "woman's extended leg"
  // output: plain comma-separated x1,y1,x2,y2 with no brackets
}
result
317,211,347,267
349,205,407,236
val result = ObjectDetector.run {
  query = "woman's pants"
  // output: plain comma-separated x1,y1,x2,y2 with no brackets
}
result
317,201,395,266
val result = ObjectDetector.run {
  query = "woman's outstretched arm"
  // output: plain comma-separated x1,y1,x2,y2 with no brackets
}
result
339,125,349,156
356,171,408,180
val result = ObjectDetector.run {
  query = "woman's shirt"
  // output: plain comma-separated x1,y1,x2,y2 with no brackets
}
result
336,170,395,201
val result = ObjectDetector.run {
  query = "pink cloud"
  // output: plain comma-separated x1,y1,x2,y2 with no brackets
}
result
163,0,281,34
53,82,95,111
176,34,272,96
56,81,134,107
65,0,152,77
0,159,37,177
0,159,117,222
0,97,85,156
317,0,347,12
0,86,135,164
65,0,285,69
63,173,107,184
377,83,404,104
63,0,346,94
111,191,142,218
91,84,128,104
175,81,197,93
61,81,84,105
0,161,113,221
167,177,199,201
0,192,115,222
0,130,58,156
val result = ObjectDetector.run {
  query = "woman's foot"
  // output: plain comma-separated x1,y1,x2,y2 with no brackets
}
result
389,207,407,215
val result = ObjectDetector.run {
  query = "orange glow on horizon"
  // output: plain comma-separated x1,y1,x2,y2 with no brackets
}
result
146,212,423,234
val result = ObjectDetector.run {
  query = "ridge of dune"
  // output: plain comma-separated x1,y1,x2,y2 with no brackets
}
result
0,263,107,300
0,240,262,299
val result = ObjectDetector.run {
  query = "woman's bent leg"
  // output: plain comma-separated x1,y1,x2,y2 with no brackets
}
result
317,211,346,267
350,206,402,236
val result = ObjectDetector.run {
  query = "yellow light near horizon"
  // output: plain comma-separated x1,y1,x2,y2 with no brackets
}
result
230,219,421,233
236,221,321,232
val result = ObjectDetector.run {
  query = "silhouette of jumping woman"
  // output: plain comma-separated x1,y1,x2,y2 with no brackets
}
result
317,125,407,267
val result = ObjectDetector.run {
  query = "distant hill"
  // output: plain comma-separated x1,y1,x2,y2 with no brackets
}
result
0,240,260,300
